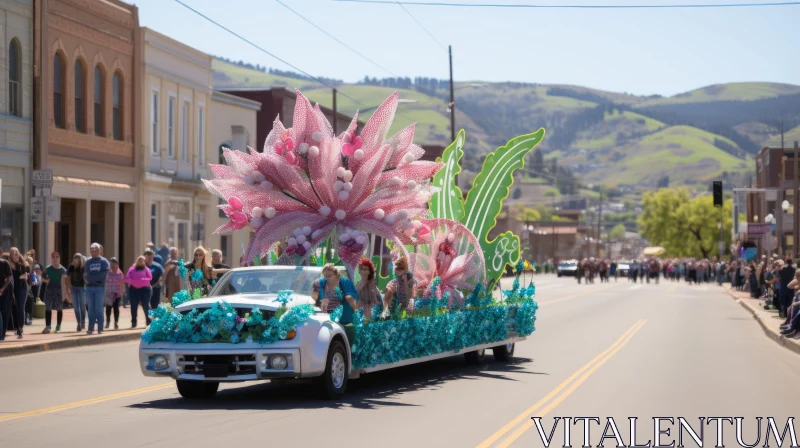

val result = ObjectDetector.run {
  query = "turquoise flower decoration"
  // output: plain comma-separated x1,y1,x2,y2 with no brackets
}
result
191,269,203,282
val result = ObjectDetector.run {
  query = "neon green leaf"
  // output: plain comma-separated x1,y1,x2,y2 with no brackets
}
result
429,129,466,222
484,232,521,285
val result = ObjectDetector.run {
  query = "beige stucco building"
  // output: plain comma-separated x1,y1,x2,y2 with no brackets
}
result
208,90,260,267
140,27,215,261
34,0,142,264
0,0,33,253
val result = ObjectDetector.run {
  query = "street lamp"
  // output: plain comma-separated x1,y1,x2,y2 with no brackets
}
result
783,200,790,212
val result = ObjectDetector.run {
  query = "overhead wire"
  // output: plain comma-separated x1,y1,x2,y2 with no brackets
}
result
394,1,448,51
335,0,800,8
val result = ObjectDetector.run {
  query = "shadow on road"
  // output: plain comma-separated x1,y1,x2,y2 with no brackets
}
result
127,356,546,411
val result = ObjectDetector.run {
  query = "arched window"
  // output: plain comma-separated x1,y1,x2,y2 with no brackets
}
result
8,39,21,117
53,52,65,128
74,60,86,133
94,66,104,136
112,72,122,141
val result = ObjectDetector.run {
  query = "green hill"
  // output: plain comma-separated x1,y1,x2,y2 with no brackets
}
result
639,82,800,107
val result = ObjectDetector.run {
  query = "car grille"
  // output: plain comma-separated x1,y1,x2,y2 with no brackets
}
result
179,307,275,321
178,354,258,376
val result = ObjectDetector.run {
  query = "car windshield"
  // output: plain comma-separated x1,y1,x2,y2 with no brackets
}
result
210,269,322,297
559,262,576,268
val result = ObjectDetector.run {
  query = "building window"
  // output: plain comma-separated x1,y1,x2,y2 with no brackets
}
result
53,52,65,128
181,102,189,162
74,60,86,133
168,96,176,158
151,92,159,155
150,203,158,245
112,72,123,141
94,66,104,136
8,39,21,117
197,106,205,165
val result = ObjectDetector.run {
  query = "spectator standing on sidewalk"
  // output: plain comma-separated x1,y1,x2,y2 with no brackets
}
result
27,262,41,325
778,257,796,319
7,248,29,339
211,249,231,282
42,252,67,333
144,249,164,310
67,253,86,332
156,243,170,266
164,247,182,302
104,258,124,330
0,256,13,341
125,256,153,328
84,243,110,335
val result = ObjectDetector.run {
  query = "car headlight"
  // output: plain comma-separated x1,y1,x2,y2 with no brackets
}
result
269,355,288,370
152,355,169,370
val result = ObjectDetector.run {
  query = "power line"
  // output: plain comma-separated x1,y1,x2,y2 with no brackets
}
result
394,1,448,51
274,0,399,77
336,0,800,8
172,0,366,106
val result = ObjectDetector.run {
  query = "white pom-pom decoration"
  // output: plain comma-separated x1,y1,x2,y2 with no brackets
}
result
251,207,264,218
293,228,303,237
298,143,309,154
319,206,331,216
296,235,307,244
265,207,276,219
340,233,351,243
251,216,265,229
355,235,367,245
288,237,297,246
335,209,346,220
343,170,354,182
302,226,312,236
334,180,344,192
406,180,417,189
338,191,350,201
403,153,415,164
311,230,321,239
337,167,346,178
354,149,364,160
390,177,403,187
397,210,408,220
402,220,413,230
244,173,256,185
312,132,322,142
260,180,273,190
447,233,455,243
385,214,396,225
253,172,266,184
303,241,311,250
309,146,320,157
343,182,353,192
373,209,385,220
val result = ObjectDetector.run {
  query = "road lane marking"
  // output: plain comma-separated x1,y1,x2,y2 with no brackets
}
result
537,284,616,307
0,383,173,423
495,319,647,448
474,319,645,448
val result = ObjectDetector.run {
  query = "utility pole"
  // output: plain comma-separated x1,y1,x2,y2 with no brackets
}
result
794,140,799,258
332,88,338,134
448,45,455,144
780,121,785,150
597,189,603,257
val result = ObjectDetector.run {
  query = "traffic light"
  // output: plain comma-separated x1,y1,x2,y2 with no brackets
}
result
713,181,723,207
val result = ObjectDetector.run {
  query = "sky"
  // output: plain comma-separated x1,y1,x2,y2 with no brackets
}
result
132,0,800,97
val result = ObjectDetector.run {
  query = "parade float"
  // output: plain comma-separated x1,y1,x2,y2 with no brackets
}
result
138,91,544,399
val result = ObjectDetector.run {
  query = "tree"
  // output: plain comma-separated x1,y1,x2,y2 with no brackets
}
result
638,188,732,258
532,149,544,174
609,223,626,240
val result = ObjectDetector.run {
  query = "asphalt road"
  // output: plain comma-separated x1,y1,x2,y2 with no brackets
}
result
2,275,799,448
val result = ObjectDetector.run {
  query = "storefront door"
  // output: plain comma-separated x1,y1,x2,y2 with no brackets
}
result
168,220,190,260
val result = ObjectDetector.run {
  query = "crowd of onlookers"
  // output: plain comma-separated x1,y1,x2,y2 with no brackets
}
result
0,242,232,341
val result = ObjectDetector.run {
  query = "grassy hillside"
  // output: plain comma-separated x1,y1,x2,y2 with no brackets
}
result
765,124,800,148
638,82,800,107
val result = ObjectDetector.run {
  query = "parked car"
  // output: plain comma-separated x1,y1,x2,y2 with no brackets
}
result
557,260,578,277
616,262,630,276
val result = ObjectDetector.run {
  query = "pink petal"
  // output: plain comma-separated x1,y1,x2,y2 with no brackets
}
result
275,142,284,154
285,138,295,152
341,143,355,157
230,211,248,225
228,197,243,211
353,136,363,150
285,152,298,165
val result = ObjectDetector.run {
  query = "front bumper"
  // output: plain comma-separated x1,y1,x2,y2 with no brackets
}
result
140,347,303,381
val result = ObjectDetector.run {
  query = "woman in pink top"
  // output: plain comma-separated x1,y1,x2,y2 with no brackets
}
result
104,257,124,330
125,256,152,328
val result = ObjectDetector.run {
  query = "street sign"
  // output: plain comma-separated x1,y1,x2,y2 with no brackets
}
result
46,197,61,222
747,223,771,236
31,197,43,222
33,169,53,197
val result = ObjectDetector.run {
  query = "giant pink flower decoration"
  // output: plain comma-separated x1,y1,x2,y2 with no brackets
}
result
203,90,444,273
408,219,486,307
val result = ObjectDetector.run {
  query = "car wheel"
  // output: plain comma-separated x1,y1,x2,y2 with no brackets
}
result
464,348,486,364
321,340,348,399
493,343,515,362
176,380,219,399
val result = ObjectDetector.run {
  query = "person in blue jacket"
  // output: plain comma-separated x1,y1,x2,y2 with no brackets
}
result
313,263,358,344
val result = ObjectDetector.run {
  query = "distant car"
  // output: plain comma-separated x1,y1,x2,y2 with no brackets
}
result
616,262,630,276
557,261,578,277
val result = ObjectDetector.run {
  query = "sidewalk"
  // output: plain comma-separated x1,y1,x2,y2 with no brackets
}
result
0,302,145,357
723,286,800,356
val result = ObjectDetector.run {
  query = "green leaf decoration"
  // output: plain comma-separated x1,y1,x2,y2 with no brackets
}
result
371,255,392,290
429,129,466,222
483,231,521,286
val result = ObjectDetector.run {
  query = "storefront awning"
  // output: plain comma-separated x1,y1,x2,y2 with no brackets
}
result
55,176,132,191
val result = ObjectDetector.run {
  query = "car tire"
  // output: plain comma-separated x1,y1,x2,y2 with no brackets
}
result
464,348,486,364
493,343,515,362
176,380,219,399
321,340,348,399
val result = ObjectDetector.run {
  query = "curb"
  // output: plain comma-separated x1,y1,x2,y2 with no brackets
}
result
724,288,800,356
0,331,143,358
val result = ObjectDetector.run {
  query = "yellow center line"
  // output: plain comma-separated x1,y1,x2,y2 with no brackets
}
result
537,284,617,307
0,383,174,423
474,319,645,448
495,319,647,448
